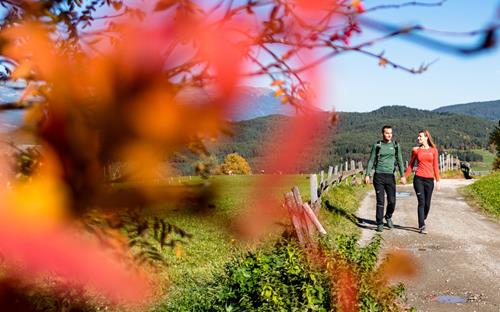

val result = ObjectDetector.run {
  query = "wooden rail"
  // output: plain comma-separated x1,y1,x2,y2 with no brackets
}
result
284,161,364,246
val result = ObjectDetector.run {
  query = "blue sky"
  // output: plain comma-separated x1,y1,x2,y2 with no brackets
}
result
321,0,500,112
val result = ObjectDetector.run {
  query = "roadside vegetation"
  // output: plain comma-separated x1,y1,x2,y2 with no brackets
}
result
463,172,500,219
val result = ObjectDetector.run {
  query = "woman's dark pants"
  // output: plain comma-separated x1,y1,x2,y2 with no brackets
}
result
373,173,396,225
413,175,435,228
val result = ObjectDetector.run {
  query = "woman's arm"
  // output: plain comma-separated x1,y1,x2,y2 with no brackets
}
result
433,147,440,181
404,147,418,178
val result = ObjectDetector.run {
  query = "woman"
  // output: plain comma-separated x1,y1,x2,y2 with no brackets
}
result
405,129,441,234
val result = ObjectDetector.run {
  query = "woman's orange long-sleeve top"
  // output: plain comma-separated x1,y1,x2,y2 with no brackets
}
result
404,146,440,181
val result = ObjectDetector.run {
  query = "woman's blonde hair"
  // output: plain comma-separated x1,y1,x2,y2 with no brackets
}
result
419,129,436,148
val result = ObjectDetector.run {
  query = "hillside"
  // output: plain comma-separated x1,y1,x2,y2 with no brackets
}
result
433,100,500,121
171,106,496,174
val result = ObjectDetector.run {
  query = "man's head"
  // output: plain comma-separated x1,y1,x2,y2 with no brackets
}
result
381,125,393,142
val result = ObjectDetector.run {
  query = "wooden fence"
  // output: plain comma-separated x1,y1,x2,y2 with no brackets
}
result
439,153,461,172
284,160,364,246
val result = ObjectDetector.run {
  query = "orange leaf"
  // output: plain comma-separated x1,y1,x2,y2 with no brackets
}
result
378,58,388,67
271,79,284,87
112,1,123,10
11,60,33,79
154,0,178,11
274,88,284,97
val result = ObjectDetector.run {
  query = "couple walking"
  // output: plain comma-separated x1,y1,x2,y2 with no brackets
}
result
364,125,441,234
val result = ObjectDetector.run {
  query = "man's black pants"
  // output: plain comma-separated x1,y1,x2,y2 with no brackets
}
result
373,173,396,225
413,175,434,228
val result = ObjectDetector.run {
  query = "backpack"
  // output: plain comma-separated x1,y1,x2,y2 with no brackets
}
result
374,140,400,173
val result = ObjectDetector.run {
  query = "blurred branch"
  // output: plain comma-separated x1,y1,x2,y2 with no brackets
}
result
0,101,34,110
363,0,447,13
361,17,499,54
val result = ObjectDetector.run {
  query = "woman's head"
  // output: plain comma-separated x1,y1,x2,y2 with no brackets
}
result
417,129,435,147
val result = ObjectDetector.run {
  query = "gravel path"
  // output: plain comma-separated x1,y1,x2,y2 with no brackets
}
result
357,179,500,312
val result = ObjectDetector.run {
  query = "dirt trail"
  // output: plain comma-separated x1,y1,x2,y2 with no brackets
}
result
357,179,500,312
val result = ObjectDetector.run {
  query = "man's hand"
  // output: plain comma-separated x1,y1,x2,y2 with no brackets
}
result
436,180,441,190
364,176,371,184
400,177,407,185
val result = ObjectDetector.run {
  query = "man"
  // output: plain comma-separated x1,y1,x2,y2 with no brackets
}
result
365,125,406,232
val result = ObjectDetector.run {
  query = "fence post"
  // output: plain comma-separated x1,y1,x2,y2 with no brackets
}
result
327,166,333,180
310,174,318,204
334,165,339,176
284,192,306,246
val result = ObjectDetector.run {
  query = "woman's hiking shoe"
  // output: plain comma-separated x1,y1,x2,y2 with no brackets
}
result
376,224,384,232
386,218,394,229
419,226,427,234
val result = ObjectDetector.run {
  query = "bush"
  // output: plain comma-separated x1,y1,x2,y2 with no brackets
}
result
321,234,405,312
220,153,252,175
164,235,406,312
164,239,330,312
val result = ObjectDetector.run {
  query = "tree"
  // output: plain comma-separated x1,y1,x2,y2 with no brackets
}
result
489,120,500,170
221,153,252,175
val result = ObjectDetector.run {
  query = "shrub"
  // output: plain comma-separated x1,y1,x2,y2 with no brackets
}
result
163,239,331,311
164,235,407,312
220,153,252,175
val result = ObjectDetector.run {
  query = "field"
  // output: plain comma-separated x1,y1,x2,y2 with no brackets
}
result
469,149,496,172
148,175,369,310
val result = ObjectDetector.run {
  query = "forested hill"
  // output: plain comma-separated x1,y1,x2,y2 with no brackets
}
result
433,100,500,121
195,105,496,174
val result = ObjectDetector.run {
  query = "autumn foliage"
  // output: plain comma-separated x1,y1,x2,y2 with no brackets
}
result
220,152,252,175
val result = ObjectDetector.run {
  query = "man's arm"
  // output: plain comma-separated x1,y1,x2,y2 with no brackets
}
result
365,144,376,178
396,143,405,177
396,143,406,184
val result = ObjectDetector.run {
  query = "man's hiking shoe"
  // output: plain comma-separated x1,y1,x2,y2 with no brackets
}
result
386,218,394,229
376,224,384,232
419,226,427,234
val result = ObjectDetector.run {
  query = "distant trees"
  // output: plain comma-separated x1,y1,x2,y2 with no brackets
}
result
454,151,484,162
205,109,495,174
489,121,500,170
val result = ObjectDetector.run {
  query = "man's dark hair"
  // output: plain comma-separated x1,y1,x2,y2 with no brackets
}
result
381,125,392,133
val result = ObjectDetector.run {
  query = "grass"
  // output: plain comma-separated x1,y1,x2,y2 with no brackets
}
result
321,182,370,236
147,175,369,311
150,175,311,308
439,169,464,179
463,172,500,219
